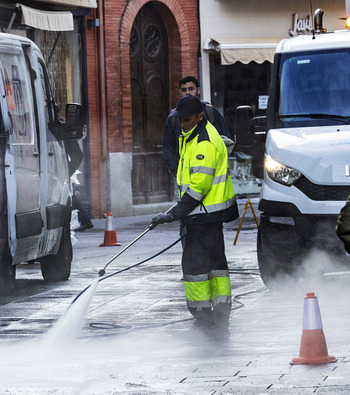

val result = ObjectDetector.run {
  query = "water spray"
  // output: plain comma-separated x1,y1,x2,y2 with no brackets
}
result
54,203,264,340
44,220,182,344
70,206,179,308
45,207,266,341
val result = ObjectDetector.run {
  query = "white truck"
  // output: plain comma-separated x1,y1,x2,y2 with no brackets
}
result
235,9,350,288
0,33,84,292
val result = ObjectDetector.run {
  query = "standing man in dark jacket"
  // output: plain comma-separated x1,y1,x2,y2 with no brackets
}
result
151,95,238,339
163,76,233,178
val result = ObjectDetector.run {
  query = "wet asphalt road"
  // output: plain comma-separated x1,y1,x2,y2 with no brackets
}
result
0,198,350,394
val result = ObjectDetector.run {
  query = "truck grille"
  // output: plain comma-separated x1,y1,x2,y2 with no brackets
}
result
294,176,350,201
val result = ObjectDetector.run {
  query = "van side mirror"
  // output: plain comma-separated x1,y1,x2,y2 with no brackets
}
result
235,106,254,147
235,106,267,148
234,105,267,179
65,103,85,140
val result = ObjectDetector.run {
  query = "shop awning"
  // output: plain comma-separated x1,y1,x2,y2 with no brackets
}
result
204,37,283,65
33,0,97,8
20,4,74,31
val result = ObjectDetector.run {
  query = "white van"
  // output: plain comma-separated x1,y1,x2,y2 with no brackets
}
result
235,10,350,288
0,33,84,291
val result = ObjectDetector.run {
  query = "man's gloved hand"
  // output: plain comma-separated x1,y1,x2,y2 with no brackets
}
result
149,213,174,230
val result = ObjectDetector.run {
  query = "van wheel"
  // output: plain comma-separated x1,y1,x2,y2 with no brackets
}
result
0,243,16,294
257,227,299,290
40,226,72,282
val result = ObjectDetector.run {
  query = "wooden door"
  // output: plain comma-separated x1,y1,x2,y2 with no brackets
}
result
130,3,172,204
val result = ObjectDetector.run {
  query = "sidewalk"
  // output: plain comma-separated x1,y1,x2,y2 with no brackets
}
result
78,197,350,394
2,197,350,394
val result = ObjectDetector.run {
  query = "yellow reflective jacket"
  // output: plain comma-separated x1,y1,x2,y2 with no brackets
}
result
177,119,238,224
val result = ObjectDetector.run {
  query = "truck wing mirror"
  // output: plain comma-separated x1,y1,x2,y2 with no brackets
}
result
235,106,267,148
234,105,267,179
235,105,254,147
65,103,85,140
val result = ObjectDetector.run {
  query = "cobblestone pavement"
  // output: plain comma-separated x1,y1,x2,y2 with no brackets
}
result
0,198,349,394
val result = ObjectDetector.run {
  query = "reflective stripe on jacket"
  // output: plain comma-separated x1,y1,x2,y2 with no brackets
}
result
177,119,237,223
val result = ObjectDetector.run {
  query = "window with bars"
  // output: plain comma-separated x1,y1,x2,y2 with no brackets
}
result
39,28,82,118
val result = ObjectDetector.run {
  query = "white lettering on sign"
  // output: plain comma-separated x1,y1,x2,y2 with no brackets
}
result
289,14,312,36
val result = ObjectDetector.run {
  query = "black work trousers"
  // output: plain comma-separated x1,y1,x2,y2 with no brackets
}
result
181,222,232,327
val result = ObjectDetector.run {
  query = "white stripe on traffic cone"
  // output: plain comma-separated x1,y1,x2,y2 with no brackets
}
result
99,211,122,247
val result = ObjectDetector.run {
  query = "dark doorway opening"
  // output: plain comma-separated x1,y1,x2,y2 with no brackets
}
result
130,3,172,204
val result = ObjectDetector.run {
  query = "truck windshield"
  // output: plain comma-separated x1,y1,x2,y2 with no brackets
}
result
279,50,350,126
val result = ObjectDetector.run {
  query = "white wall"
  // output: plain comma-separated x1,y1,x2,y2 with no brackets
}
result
108,152,133,217
199,0,346,101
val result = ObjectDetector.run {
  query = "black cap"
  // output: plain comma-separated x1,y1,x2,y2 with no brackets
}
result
169,95,203,118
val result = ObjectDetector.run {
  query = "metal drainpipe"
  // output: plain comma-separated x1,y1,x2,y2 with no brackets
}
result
97,0,107,160
97,0,108,217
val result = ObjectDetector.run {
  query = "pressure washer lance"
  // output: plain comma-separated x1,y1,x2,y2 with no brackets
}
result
98,205,176,277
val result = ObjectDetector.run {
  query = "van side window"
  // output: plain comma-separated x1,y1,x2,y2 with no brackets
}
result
38,61,56,126
0,51,35,145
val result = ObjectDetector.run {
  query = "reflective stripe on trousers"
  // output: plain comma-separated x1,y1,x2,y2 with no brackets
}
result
184,270,232,309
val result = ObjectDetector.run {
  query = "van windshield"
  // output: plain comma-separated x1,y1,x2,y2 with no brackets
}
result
279,49,350,126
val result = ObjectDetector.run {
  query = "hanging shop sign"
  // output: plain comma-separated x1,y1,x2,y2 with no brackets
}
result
289,14,312,36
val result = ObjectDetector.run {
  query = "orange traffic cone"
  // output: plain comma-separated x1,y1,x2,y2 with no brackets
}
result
291,292,337,365
99,211,122,247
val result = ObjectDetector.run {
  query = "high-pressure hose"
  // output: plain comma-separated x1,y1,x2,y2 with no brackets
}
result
98,204,176,277
67,207,266,333
66,230,266,335
70,235,182,306
98,227,152,277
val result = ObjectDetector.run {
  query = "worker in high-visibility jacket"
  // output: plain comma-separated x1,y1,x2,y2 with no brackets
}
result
150,94,239,338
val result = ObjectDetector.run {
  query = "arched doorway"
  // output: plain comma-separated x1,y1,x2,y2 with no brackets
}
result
130,3,172,205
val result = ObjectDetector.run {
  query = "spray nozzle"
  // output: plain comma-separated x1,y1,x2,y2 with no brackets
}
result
98,269,105,277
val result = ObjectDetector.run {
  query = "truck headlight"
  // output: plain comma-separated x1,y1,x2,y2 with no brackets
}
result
265,154,301,186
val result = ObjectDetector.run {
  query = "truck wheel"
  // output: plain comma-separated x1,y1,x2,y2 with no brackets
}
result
257,227,299,290
0,243,16,294
40,223,72,282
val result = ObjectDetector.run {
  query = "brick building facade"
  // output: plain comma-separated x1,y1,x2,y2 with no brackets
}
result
86,0,200,218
